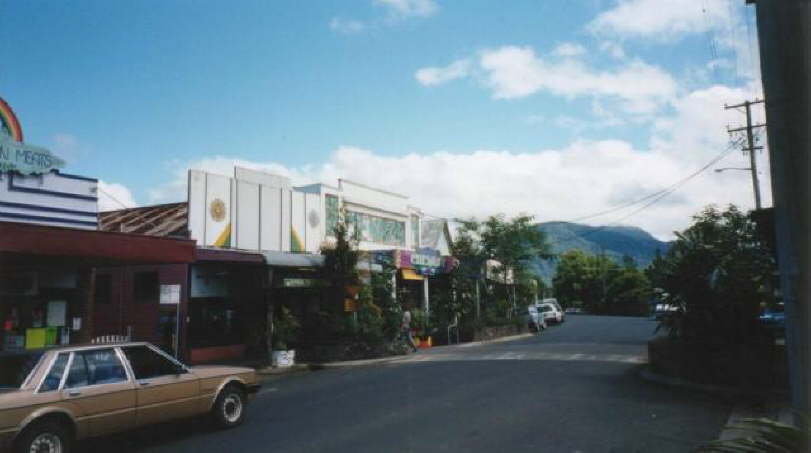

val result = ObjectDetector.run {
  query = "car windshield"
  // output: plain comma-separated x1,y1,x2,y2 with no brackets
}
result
0,352,44,390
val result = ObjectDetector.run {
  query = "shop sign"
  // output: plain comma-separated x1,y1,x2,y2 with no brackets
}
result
160,284,181,305
0,136,65,175
344,299,357,312
282,278,320,288
0,98,65,175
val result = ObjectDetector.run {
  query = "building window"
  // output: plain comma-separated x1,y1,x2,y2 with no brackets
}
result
346,211,405,247
325,194,339,237
94,274,112,305
411,215,420,249
133,272,159,304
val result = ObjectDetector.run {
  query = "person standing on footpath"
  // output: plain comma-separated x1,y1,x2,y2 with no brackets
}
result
402,306,418,352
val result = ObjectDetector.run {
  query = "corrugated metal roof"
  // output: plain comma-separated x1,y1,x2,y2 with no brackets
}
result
99,202,188,237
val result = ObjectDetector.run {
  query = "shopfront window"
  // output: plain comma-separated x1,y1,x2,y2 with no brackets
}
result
346,211,405,246
188,298,243,348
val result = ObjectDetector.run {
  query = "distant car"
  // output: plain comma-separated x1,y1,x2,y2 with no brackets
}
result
564,307,582,314
539,303,563,324
0,342,261,453
653,303,679,320
542,298,565,323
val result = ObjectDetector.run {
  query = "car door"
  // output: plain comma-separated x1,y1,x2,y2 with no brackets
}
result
62,348,137,437
121,345,200,427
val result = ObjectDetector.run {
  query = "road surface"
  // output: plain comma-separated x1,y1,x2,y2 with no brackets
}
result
81,315,732,453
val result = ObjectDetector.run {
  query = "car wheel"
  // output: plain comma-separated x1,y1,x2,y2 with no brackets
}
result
212,384,246,429
14,421,72,453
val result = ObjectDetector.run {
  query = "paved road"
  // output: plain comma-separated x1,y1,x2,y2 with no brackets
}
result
82,315,732,453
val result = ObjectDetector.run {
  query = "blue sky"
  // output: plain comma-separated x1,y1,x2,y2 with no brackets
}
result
0,0,767,238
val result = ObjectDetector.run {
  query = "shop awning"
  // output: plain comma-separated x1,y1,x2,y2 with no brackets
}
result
0,221,196,264
401,268,424,281
261,250,324,268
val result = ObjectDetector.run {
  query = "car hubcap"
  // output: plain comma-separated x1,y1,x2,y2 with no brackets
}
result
29,433,62,453
223,394,243,423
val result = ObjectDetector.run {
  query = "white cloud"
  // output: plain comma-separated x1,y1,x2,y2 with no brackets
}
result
598,41,625,59
588,0,729,40
415,59,471,86
478,46,676,113
552,42,587,57
329,17,366,34
98,181,137,211
589,0,760,84
416,45,676,114
150,83,770,241
375,0,438,18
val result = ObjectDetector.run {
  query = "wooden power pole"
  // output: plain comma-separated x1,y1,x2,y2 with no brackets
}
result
725,99,765,209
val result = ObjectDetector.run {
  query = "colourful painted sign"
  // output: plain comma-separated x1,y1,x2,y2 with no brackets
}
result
0,98,23,142
0,97,65,175
372,248,458,276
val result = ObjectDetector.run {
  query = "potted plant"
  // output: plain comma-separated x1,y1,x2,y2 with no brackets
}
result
411,309,433,348
271,306,300,367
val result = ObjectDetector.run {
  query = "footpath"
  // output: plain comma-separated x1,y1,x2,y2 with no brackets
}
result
255,332,534,377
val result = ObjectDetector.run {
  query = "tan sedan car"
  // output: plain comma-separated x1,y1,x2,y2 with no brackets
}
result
0,342,261,453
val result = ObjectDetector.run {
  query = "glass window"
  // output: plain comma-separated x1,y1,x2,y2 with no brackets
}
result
134,272,159,303
65,354,89,389
325,194,339,237
66,349,127,388
39,353,68,392
346,210,405,246
122,346,180,380
411,215,420,249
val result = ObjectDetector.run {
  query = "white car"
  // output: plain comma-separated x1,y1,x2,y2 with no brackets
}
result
542,298,565,323
538,303,563,324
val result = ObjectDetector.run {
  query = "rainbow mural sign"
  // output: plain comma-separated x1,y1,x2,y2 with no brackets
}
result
0,97,65,175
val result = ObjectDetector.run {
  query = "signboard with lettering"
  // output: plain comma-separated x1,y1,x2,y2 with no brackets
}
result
0,98,65,175
0,135,65,175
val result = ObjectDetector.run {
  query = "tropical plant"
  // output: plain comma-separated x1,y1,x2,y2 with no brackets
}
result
653,205,777,344
272,306,300,350
697,416,809,452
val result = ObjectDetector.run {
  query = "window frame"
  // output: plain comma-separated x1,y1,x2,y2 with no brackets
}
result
121,344,189,382
63,348,131,390
35,352,70,393
35,347,135,393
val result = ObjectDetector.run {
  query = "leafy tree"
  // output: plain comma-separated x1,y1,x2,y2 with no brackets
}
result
655,205,777,343
321,213,360,305
456,214,551,312
553,250,650,315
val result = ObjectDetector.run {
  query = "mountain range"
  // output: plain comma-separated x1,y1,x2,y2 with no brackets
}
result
529,222,671,283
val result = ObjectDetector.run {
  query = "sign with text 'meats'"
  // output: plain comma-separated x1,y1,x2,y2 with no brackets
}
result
0,135,65,175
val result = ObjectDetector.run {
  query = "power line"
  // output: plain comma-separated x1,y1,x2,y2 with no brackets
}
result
97,186,132,211
550,143,739,252
568,141,739,223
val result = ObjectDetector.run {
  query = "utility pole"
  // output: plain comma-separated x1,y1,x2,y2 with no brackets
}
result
747,0,810,431
725,99,765,209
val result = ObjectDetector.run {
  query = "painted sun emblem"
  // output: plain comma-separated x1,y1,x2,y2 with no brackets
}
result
210,198,226,222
